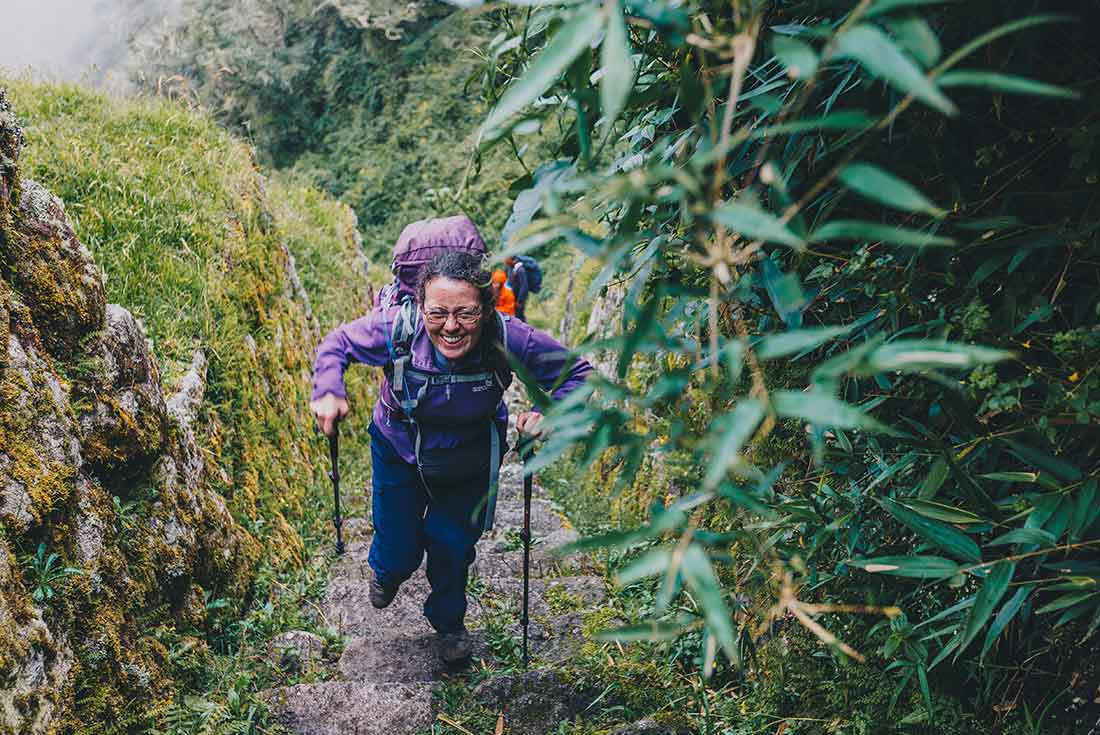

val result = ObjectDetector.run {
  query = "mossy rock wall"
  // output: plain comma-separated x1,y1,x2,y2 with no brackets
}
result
0,82,369,733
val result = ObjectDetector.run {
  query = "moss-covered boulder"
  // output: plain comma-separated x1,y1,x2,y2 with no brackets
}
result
2,179,106,360
74,304,169,482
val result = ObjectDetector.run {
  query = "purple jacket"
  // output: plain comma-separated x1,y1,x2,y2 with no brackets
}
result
312,306,593,464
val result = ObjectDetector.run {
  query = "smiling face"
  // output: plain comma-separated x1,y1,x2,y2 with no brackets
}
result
421,276,485,361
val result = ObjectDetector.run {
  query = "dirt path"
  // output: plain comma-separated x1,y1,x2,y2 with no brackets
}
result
266,396,607,734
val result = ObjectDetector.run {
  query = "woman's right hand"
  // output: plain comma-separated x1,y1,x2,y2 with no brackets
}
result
310,393,350,437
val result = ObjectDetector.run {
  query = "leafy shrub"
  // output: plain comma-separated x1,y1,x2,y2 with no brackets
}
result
476,0,1100,729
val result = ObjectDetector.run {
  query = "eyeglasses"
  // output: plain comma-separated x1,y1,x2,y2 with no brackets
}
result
422,306,483,327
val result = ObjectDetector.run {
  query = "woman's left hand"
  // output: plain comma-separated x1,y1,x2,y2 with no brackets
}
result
516,411,544,437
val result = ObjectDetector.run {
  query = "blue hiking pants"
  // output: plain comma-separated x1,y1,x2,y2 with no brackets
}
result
366,421,487,634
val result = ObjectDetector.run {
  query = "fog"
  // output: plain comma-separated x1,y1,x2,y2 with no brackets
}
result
0,0,180,85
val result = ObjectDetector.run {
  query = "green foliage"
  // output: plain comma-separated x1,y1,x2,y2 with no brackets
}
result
474,0,1100,730
23,542,82,603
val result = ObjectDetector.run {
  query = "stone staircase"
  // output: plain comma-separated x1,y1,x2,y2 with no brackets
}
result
266,436,607,734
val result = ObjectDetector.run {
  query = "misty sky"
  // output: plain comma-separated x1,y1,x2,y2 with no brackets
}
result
0,0,106,78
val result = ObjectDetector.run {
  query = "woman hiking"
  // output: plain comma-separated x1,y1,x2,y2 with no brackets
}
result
309,216,592,665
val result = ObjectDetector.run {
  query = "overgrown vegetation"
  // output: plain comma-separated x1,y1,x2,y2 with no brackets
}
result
3,78,375,732
468,0,1100,732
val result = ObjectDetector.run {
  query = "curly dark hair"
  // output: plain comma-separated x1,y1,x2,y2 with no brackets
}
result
416,250,505,365
415,250,495,313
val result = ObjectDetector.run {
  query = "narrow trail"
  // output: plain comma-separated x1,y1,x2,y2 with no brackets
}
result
266,390,608,734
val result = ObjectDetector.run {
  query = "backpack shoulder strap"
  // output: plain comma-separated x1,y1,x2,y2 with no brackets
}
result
493,311,513,391
386,299,423,415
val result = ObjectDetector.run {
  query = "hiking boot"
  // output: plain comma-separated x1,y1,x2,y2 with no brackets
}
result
437,627,472,665
369,576,398,609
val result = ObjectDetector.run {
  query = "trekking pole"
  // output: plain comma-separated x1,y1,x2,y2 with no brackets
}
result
517,434,536,667
326,423,345,555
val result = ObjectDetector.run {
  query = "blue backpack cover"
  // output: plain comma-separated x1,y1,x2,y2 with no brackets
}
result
517,255,543,293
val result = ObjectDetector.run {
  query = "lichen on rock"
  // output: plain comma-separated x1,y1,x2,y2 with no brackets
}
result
74,304,169,481
0,178,106,361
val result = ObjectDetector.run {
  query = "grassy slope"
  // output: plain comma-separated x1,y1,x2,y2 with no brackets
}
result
4,78,375,731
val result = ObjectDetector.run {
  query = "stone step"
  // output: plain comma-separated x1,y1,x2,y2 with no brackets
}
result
495,462,550,503
487,497,566,538
266,681,432,735
478,575,607,619
474,528,586,579
337,630,490,683
323,568,485,637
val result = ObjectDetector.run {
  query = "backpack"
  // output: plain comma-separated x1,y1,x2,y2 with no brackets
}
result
516,255,543,293
375,214,488,308
375,216,510,530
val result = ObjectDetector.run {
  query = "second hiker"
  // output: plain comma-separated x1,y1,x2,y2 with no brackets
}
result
309,216,592,665
491,269,516,316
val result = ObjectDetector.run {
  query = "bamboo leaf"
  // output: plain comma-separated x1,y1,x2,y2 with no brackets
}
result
703,400,766,490
866,0,955,18
681,545,739,664
485,6,604,131
885,14,942,67
558,508,686,553
939,70,1080,99
955,560,1015,659
760,257,806,327
830,24,956,115
918,457,950,499
712,201,807,249
772,391,895,434
849,555,960,579
980,471,1038,483
747,110,875,139
810,220,955,247
1070,479,1100,541
1003,439,1082,482
900,499,983,524
862,340,1012,372
980,585,1032,661
600,0,635,129
615,547,672,586
1053,600,1098,628
880,498,982,563
840,162,945,216
1036,591,1100,615
595,618,694,642
772,35,818,79
988,528,1057,547
756,325,852,361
